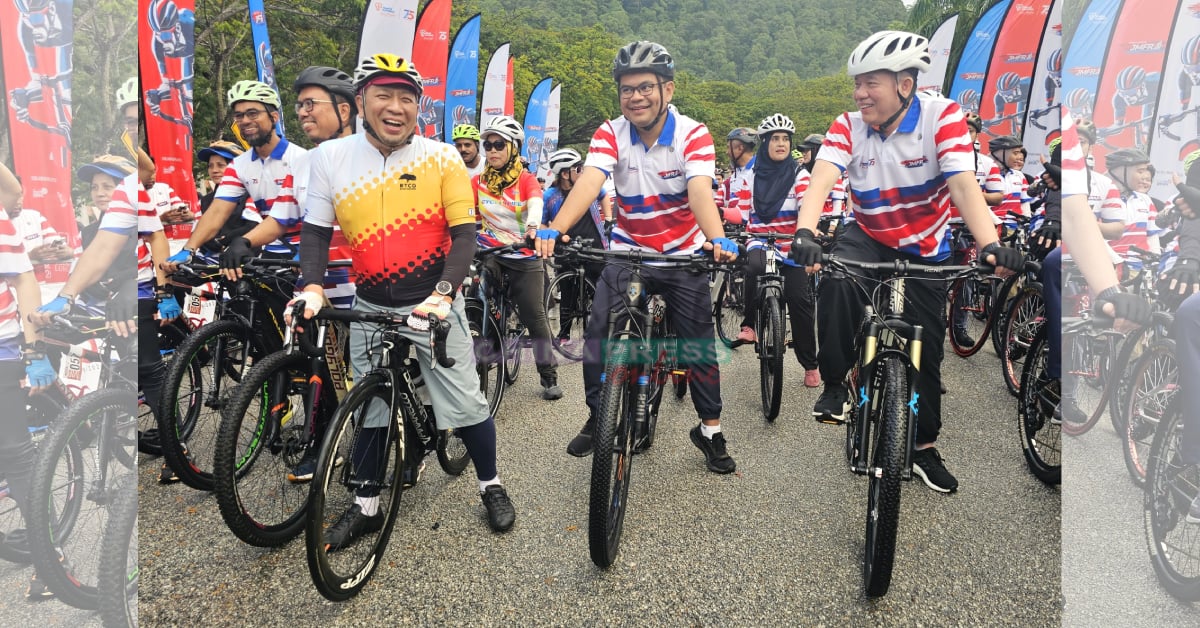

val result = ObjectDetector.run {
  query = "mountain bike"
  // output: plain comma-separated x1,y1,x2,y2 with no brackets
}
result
1143,396,1200,601
544,245,598,362
464,245,529,416
303,308,470,601
734,231,792,421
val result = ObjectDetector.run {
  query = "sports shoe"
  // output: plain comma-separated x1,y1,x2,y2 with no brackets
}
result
567,418,594,457
689,425,736,474
323,503,384,552
288,450,318,483
804,369,821,388
736,326,757,345
158,462,180,484
1187,493,1200,525
543,385,564,400
26,574,53,601
1060,399,1087,425
912,447,958,493
813,383,850,424
481,485,516,532
952,328,974,348
402,460,426,489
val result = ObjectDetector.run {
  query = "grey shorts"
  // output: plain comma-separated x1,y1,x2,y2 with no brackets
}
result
348,295,490,430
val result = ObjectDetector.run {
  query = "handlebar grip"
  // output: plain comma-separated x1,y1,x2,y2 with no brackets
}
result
292,303,324,358
430,319,455,368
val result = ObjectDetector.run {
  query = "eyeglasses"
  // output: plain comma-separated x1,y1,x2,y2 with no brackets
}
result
482,140,508,152
570,165,584,174
294,98,334,113
619,82,663,99
232,109,268,122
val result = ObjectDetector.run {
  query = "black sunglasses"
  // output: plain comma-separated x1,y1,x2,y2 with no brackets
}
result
482,140,508,151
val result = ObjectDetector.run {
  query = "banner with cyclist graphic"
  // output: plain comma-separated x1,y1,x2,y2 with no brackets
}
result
1021,0,1063,175
412,0,451,139
480,42,510,124
139,0,199,213
1089,0,1178,170
947,0,1009,119
545,84,561,156
978,0,1051,149
0,0,78,245
247,0,284,137
1148,4,1200,200
357,0,418,61
444,13,481,142
1061,0,1121,122
522,78,552,173
918,13,957,95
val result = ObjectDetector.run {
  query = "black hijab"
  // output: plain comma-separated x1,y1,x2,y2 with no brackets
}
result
752,133,798,222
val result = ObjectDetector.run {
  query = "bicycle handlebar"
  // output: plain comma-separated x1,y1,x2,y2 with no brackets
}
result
293,305,455,368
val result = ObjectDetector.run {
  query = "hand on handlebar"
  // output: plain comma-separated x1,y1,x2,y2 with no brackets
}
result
703,237,739,262
535,228,566,258
788,228,823,271
284,291,323,328
407,295,452,332
980,241,1022,276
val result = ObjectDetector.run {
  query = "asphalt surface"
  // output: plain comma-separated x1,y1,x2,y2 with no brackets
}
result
135,336,1059,626
1063,418,1199,626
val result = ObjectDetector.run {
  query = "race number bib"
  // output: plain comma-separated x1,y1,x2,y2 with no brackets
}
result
58,339,105,399
185,288,217,330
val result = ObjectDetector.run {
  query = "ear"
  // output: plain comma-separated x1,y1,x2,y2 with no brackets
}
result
338,101,352,125
662,80,675,103
898,73,915,98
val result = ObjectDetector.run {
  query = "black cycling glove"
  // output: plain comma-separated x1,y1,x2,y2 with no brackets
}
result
220,237,256,272
1167,257,1200,295
106,287,137,326
1029,219,1060,260
1093,288,1153,326
979,241,1023,273
788,228,822,267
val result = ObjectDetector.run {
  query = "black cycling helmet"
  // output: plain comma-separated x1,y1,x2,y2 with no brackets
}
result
1104,147,1151,168
800,133,825,150
612,41,675,82
726,127,758,146
988,135,1024,152
294,65,357,142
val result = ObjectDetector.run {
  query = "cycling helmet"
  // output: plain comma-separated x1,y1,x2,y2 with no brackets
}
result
726,127,757,146
1047,137,1062,155
197,140,244,163
452,124,481,141
226,80,280,109
16,0,51,11
846,30,931,76
612,41,675,82
294,66,355,103
988,135,1024,152
963,111,983,133
1104,147,1151,168
547,148,583,175
76,155,136,183
757,114,795,136
115,77,139,110
791,149,804,161
147,0,179,32
1074,117,1097,143
1116,66,1146,91
481,115,524,148
1047,49,1063,73
800,133,825,150
1183,35,1200,67
353,54,423,96
997,72,1021,92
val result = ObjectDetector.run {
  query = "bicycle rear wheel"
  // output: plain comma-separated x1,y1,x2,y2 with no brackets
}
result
713,270,745,348
212,350,316,547
863,356,907,598
504,309,523,386
1017,327,1061,485
1144,401,1200,601
759,295,785,422
946,275,993,357
545,269,594,361
436,424,472,476
1000,287,1044,397
589,350,636,568
1059,330,1111,437
1122,341,1177,487
466,301,505,417
306,373,404,602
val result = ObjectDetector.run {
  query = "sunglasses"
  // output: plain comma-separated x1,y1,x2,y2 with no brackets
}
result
482,140,508,152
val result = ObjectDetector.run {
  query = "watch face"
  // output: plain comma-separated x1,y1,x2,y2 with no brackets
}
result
436,281,453,296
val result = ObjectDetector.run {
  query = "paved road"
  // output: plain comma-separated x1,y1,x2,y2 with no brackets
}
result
136,339,1058,626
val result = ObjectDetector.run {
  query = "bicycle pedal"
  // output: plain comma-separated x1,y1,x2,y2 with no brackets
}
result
814,416,845,426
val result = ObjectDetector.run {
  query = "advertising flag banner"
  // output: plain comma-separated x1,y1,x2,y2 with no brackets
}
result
412,0,452,139
1022,0,1063,174
480,43,510,125
918,14,959,94
444,13,481,142
358,0,419,61
977,0,1051,151
1148,3,1200,199
139,0,199,216
247,0,283,136
948,0,1011,118
522,78,552,173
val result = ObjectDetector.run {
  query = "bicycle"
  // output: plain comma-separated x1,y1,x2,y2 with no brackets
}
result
211,301,353,547
734,231,792,421
711,228,748,348
555,241,731,568
1119,311,1177,487
1017,324,1061,485
821,254,980,597
463,244,528,416
544,244,598,362
1143,395,1200,601
303,308,470,601
97,472,137,628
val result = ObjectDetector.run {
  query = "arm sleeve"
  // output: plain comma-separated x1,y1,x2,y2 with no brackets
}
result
439,223,477,290
298,222,333,288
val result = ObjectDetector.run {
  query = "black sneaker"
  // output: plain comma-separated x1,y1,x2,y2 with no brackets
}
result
567,419,594,457
158,462,180,484
952,328,974,348
689,425,736,474
288,450,318,483
481,485,516,532
1187,493,1200,525
813,383,850,424
402,460,426,489
1060,399,1088,425
543,385,564,400
912,447,958,493
26,574,53,601
323,503,384,552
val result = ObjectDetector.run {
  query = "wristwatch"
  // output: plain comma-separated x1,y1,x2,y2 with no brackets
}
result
435,280,454,297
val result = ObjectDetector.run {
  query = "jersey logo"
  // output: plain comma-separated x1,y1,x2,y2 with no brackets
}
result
901,157,929,169
658,169,682,180
397,173,417,190
858,158,876,169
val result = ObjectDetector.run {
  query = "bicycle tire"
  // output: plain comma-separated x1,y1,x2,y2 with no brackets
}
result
1000,287,1044,397
159,320,262,491
989,273,1021,357
436,426,472,476
946,275,993,358
713,270,745,348
1109,323,1155,436
863,356,907,598
0,392,71,564
1017,327,1061,485
306,372,404,602
98,473,137,628
466,301,506,418
759,294,785,422
1121,341,1177,487
1059,329,1111,437
589,347,636,568
212,350,317,547
136,320,191,456
1143,400,1200,601
545,269,594,361
504,318,523,387
28,388,137,610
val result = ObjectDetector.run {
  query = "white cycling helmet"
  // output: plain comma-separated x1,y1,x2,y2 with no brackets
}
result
547,148,583,175
226,79,281,109
847,31,932,76
116,77,139,109
481,115,524,149
757,113,795,137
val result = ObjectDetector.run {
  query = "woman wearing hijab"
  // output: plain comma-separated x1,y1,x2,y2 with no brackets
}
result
728,114,820,387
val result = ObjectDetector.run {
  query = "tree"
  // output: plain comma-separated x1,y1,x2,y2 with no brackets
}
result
907,0,1002,95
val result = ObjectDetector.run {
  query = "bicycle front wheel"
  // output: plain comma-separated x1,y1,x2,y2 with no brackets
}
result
1000,286,1044,397
1017,327,1061,485
946,275,992,357
98,473,138,628
863,356,907,598
466,301,505,417
713,270,745,348
759,294,785,422
589,351,636,568
545,269,594,361
306,373,404,602
1122,341,1178,487
1144,401,1200,601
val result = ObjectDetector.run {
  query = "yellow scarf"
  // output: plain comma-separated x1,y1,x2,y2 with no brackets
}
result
481,154,525,197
